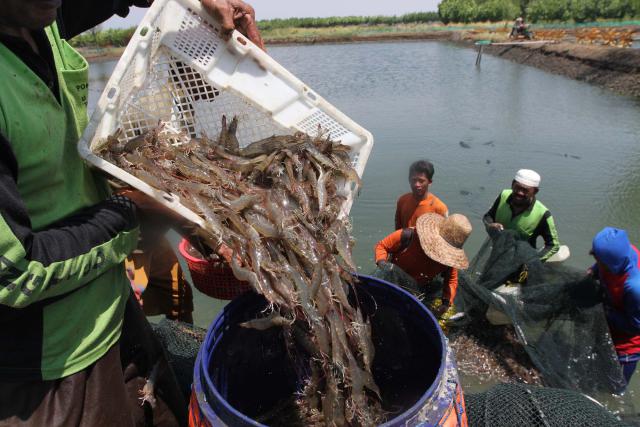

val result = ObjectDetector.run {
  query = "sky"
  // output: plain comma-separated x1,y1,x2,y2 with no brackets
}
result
104,0,441,29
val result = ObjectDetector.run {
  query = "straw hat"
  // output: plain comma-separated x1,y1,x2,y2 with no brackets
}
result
416,213,472,270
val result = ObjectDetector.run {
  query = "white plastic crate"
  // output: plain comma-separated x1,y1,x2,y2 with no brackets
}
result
78,0,373,227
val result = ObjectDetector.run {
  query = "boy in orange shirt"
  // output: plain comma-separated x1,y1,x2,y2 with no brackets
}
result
395,160,448,230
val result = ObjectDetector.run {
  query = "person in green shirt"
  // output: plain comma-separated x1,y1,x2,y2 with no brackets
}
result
483,169,561,262
0,0,262,425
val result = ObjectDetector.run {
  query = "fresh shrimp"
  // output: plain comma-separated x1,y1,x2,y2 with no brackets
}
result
240,134,300,158
229,248,263,295
217,192,261,212
239,311,293,330
304,143,335,170
131,169,169,192
303,162,318,194
217,115,228,148
328,265,354,314
263,264,299,306
330,153,362,188
352,309,375,372
193,196,225,239
322,369,346,427
245,211,280,238
225,116,240,153
329,220,356,271
314,160,328,213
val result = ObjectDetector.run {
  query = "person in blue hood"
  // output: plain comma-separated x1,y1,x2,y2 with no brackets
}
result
590,227,640,388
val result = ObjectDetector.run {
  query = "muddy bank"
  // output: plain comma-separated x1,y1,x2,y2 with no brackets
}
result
265,31,453,46
81,30,640,98
474,41,640,97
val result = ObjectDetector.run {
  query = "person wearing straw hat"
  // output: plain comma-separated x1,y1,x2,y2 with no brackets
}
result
483,169,561,262
375,213,472,318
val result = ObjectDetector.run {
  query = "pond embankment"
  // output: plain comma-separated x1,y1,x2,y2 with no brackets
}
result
265,31,453,45
468,40,640,97
81,25,640,97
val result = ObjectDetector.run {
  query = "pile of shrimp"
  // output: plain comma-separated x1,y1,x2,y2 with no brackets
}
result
99,117,385,425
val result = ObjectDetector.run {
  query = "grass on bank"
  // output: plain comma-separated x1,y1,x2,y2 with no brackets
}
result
72,17,639,58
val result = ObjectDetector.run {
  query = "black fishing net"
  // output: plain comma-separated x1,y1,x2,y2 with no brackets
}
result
371,263,420,296
465,383,627,426
457,230,626,394
151,319,207,399
371,265,460,334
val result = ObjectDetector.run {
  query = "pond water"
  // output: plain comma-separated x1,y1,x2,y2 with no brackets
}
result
88,40,640,414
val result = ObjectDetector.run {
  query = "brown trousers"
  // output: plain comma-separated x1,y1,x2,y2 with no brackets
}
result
126,238,194,323
0,295,187,427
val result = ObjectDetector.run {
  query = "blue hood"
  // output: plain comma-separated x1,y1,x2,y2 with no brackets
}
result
592,227,635,275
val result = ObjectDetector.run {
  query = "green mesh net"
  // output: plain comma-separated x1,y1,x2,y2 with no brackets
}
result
465,383,627,427
151,319,207,399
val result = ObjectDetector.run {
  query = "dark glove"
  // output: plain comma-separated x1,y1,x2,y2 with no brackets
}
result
434,299,450,318
376,260,394,272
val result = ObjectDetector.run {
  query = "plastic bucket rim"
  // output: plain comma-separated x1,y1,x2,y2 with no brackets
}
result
201,293,266,426
192,349,218,424
197,274,448,426
179,238,209,265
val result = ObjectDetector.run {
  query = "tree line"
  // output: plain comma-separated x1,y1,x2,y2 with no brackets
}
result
438,0,640,23
257,12,440,30
71,28,136,48
70,12,441,48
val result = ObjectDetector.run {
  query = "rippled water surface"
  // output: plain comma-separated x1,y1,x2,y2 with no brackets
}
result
89,41,640,405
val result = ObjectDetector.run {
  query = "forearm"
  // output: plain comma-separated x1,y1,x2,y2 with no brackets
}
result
374,243,390,264
374,230,402,264
0,132,139,306
0,195,139,307
442,268,458,305
607,288,640,335
537,214,560,262
483,195,500,227
482,213,494,227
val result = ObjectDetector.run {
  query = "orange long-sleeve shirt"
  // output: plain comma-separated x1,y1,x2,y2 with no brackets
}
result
374,228,458,304
395,192,448,230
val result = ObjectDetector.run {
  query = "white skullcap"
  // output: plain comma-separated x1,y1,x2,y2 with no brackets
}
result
514,169,541,187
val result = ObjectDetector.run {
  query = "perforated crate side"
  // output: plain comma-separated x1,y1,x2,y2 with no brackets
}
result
79,0,374,219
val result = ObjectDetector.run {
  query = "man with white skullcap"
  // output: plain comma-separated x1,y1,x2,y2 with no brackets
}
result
483,169,560,262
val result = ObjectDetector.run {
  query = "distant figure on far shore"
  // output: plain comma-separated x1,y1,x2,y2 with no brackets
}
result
510,17,532,40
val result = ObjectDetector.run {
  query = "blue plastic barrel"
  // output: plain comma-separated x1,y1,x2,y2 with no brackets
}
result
190,275,467,426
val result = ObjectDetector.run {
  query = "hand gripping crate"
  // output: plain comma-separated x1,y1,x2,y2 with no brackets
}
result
78,0,373,229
